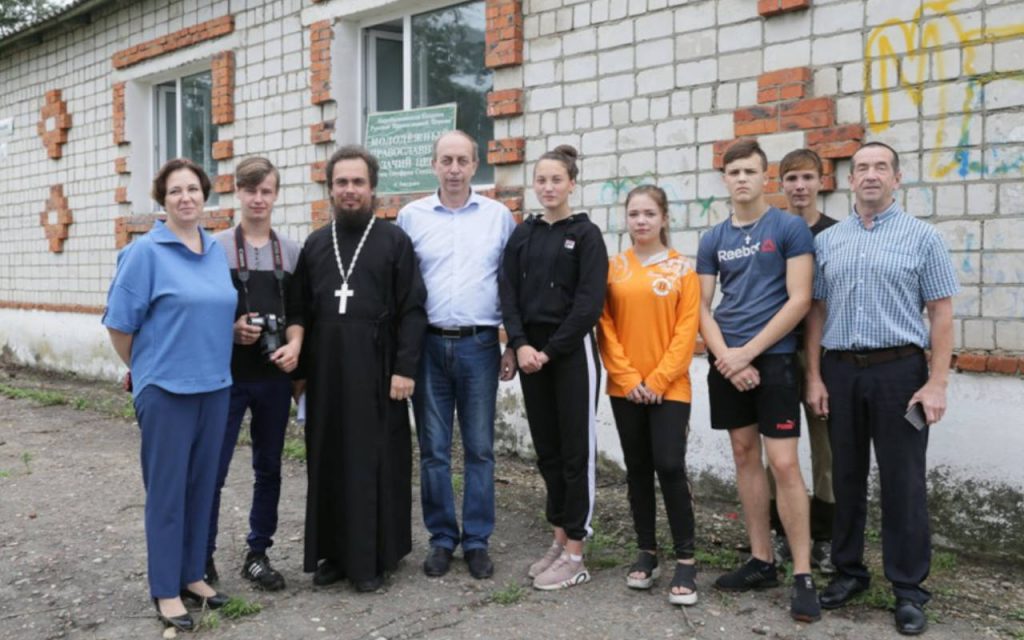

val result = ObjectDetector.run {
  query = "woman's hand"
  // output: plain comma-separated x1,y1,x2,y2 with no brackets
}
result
234,313,262,345
517,345,545,374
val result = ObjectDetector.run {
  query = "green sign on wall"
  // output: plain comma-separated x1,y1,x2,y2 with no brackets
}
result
365,103,458,194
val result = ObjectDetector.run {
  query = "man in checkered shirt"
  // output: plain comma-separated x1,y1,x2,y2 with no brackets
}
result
804,142,959,636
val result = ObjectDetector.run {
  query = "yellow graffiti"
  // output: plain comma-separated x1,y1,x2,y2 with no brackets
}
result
865,1,1024,179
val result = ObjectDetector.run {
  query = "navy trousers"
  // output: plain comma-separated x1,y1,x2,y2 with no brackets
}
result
134,385,229,598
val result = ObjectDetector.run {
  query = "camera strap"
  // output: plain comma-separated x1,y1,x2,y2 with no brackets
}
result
235,225,287,322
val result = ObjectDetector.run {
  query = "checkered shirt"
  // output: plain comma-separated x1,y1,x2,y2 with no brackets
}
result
813,200,959,350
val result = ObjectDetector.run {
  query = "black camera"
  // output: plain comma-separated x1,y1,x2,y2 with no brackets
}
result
247,313,283,361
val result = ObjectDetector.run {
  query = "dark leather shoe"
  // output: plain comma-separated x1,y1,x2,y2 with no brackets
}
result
819,575,868,609
423,546,453,577
354,574,384,592
895,599,927,635
153,598,194,632
204,557,219,585
464,548,494,579
313,559,343,586
180,588,230,609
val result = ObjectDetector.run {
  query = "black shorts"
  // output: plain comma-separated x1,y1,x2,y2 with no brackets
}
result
707,352,801,438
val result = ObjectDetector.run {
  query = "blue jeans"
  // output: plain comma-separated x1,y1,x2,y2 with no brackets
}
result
413,328,500,551
208,377,291,559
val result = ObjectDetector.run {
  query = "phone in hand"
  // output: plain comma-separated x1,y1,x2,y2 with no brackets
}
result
904,402,927,430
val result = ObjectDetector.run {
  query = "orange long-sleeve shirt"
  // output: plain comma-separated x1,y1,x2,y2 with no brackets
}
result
598,248,701,403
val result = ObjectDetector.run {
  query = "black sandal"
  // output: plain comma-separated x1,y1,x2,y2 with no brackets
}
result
626,551,660,590
668,562,698,605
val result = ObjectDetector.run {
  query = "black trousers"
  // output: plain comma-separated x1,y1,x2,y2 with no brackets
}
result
610,398,695,559
823,350,931,605
519,324,600,542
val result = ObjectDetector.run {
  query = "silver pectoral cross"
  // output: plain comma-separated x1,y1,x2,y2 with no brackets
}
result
335,282,354,314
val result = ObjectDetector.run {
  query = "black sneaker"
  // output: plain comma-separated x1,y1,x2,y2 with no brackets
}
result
242,551,286,591
204,557,219,585
423,546,453,577
790,573,821,622
714,557,779,591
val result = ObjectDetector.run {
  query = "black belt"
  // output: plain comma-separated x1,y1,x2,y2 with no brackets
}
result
427,325,495,338
828,345,923,368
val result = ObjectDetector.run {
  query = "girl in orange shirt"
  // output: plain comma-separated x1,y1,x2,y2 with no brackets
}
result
598,185,701,605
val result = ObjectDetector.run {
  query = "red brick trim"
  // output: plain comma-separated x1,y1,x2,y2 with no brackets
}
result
490,186,524,219
311,199,330,229
114,187,129,204
311,161,326,183
112,15,234,69
112,83,126,145
39,185,73,253
211,140,234,160
487,137,525,165
37,90,72,159
487,89,524,117
0,301,105,315
114,211,234,248
779,96,835,131
485,0,523,68
211,51,235,125
955,352,1023,376
310,120,335,144
758,0,811,17
213,175,235,194
757,67,811,104
310,21,333,105
114,157,130,174
734,105,778,136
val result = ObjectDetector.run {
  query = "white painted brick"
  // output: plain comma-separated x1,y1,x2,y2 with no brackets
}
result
524,61,558,87
619,149,657,176
692,87,713,113
530,86,563,111
636,38,674,69
923,114,981,151
955,253,982,285
530,0,562,12
671,90,691,115
812,32,863,65
540,12,557,36
962,318,995,350
921,82,970,118
540,112,557,136
631,98,649,121
675,30,716,60
657,146,697,173
953,286,981,317
986,113,1024,144
984,253,1024,285
716,0,758,25
524,14,540,39
718,51,759,81
905,187,935,218
599,48,635,74
573,3,591,28
528,36,562,62
864,0,920,26
556,7,574,31
836,96,862,124
813,1,863,35
758,131,806,162
575,107,592,129
676,60,717,86
635,10,675,41
696,170,729,199
600,73,636,101
995,321,1024,351
840,62,864,94
765,40,810,71
719,21,762,52
716,82,738,110
738,81,757,106
670,230,700,257
582,129,617,155
814,67,839,96
823,191,851,218
674,2,715,33
696,113,733,143
994,36,1024,72
563,27,597,56
564,80,598,106
612,101,632,124
656,117,696,145
525,114,541,137
637,66,675,94
965,183,996,216
930,48,961,81
564,55,597,82
967,43,992,75
591,0,609,23
598,22,634,49
593,104,611,127
999,180,1024,215
764,10,811,44
619,125,655,150
629,0,647,16
584,154,619,181
987,78,1024,110
982,286,1024,318
649,96,669,120
936,185,966,217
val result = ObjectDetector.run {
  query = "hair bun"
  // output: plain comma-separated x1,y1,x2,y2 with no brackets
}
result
553,144,578,160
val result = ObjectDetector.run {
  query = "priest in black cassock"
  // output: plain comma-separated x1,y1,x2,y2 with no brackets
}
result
287,145,426,592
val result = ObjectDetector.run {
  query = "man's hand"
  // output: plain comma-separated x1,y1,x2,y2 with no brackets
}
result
499,348,517,381
805,375,829,417
516,345,545,374
390,375,415,401
270,341,300,373
728,365,760,393
909,380,947,425
234,313,262,345
714,347,753,379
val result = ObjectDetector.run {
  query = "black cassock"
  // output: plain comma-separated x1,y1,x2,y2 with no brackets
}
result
289,218,426,583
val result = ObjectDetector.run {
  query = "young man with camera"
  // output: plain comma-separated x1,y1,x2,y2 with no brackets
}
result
208,157,303,591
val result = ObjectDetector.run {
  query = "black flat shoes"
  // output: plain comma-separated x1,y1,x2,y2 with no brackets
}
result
180,588,231,609
153,598,194,632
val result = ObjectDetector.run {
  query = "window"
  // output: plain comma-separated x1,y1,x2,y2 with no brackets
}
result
153,70,219,205
364,1,493,185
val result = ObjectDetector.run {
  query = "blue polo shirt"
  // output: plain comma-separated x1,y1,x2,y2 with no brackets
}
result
396,190,516,327
103,220,236,399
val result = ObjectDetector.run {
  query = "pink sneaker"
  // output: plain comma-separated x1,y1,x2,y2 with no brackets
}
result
532,553,590,591
527,541,564,578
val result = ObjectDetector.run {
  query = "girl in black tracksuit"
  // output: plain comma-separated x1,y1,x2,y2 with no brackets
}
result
501,145,608,590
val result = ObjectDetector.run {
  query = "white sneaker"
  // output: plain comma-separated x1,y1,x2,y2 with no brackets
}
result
527,541,564,579
532,553,590,591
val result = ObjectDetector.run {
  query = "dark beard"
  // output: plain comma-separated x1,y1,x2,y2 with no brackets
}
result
334,204,374,231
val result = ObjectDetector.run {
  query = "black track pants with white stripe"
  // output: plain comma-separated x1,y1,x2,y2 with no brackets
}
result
519,324,600,542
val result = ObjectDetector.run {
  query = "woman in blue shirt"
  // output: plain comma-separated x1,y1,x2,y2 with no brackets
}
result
103,158,236,631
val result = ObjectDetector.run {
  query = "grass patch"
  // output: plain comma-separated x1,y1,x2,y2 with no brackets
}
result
865,528,881,543
586,529,633,569
933,550,957,572
21,452,33,474
853,583,896,610
694,548,741,571
0,470,9,478
0,384,67,406
220,597,262,619
452,472,463,495
491,583,526,606
197,611,220,630
1010,608,1024,622
282,436,306,462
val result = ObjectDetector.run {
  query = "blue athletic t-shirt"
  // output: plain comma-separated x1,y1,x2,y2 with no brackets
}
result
696,207,814,354
103,220,236,399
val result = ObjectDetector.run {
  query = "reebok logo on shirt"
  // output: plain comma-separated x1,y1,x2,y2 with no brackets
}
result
761,238,777,252
717,242,761,262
